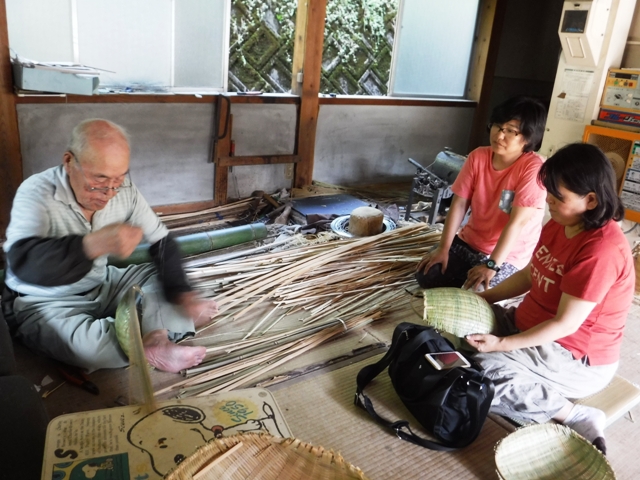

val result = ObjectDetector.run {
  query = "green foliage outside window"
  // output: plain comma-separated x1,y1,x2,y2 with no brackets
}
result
229,0,398,95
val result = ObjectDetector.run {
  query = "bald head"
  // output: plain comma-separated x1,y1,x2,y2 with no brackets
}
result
68,119,130,162
63,119,132,214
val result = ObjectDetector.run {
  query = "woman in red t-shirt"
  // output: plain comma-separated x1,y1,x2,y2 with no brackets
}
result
416,96,547,292
466,143,634,454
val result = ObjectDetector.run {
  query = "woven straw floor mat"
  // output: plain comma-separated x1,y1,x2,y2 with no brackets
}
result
271,354,509,480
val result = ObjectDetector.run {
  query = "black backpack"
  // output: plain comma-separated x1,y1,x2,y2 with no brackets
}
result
355,322,495,450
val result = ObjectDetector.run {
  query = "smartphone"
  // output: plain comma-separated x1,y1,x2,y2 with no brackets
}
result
425,351,471,370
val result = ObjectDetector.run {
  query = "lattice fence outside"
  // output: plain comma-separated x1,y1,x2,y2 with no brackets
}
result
229,0,398,95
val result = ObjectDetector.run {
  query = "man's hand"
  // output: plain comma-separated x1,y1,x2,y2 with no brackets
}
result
463,264,496,292
83,223,143,259
416,246,449,275
465,333,505,353
177,291,219,328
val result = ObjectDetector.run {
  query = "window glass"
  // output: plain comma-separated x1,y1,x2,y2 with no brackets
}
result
7,0,230,91
321,0,399,95
6,0,74,61
389,0,480,97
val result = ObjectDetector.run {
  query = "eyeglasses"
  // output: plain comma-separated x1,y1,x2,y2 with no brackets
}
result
69,150,131,193
488,123,521,139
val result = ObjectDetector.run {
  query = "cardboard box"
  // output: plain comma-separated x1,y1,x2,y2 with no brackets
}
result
12,61,99,96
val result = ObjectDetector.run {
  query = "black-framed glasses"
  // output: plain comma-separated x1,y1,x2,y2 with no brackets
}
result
69,150,131,194
488,123,521,139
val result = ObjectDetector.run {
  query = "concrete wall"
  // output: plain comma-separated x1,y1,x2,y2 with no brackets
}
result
16,102,475,204
313,104,474,185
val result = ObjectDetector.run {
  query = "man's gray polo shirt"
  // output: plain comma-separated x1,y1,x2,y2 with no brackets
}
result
3,165,168,296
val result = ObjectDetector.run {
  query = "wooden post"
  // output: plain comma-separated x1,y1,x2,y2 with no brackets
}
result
0,0,22,240
467,0,508,152
214,103,232,206
290,0,309,96
294,0,327,188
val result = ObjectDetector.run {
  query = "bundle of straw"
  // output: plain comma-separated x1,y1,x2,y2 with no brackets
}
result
158,224,440,398
159,197,269,234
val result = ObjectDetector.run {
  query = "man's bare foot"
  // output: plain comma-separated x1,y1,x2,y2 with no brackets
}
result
142,329,207,373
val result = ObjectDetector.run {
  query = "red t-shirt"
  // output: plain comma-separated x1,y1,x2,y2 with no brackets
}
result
515,220,634,365
452,147,546,268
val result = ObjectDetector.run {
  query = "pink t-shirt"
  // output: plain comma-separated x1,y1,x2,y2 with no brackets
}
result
515,220,634,365
452,147,546,269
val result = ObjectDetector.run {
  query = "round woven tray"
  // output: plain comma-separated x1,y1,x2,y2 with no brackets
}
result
423,287,497,338
494,424,616,480
164,433,370,480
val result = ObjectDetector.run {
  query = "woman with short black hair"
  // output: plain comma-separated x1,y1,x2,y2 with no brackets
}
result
416,95,548,292
467,143,634,454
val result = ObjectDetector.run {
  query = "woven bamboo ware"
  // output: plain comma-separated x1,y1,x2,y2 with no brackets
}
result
164,433,370,480
157,224,440,398
422,287,497,337
632,242,640,295
494,424,616,480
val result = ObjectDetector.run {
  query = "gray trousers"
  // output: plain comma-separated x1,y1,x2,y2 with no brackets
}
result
9,264,195,371
473,306,618,424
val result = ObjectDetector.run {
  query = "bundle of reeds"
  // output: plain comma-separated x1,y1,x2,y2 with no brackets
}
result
158,224,439,398
159,197,269,234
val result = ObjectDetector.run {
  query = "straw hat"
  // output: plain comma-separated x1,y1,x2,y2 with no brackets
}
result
494,424,616,480
164,433,370,480
423,287,497,338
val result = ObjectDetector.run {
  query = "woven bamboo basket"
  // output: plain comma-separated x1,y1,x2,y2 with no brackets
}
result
633,243,640,295
163,433,370,480
423,287,497,338
494,424,616,480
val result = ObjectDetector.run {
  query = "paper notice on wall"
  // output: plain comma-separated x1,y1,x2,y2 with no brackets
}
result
554,68,595,122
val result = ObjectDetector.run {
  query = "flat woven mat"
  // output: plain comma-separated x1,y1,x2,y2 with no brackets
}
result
271,354,510,480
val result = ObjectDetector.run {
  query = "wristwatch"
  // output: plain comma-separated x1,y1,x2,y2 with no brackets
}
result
485,259,501,273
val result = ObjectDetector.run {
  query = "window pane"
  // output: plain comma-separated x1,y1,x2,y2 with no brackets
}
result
228,1,297,93
174,0,229,89
321,0,399,95
8,0,230,91
6,0,74,62
76,0,173,88
390,0,480,97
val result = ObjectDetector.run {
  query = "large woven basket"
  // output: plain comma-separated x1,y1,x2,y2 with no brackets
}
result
164,433,370,480
423,287,497,338
494,424,616,480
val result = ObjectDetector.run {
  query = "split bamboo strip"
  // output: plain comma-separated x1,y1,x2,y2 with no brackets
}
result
158,224,441,399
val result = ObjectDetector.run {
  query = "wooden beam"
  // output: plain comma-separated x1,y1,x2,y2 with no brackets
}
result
153,200,217,216
294,0,327,188
318,97,476,107
15,93,301,105
218,155,301,167
214,96,232,205
467,0,508,152
290,0,309,96
0,0,22,240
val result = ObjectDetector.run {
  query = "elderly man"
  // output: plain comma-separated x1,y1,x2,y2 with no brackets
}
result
1,119,217,373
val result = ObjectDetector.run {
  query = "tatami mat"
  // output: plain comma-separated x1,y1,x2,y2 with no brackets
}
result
270,355,509,480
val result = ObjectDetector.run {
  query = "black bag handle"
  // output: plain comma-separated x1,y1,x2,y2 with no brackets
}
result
355,323,493,450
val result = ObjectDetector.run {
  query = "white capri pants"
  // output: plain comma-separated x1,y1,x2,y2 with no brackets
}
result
473,306,618,423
